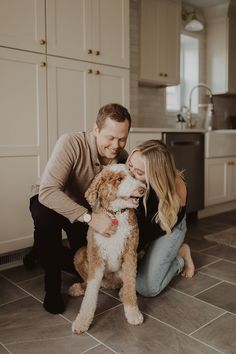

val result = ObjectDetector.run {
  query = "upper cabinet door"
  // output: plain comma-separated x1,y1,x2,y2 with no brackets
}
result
92,0,129,68
205,4,236,94
0,0,46,53
46,0,93,62
139,0,181,86
46,0,129,68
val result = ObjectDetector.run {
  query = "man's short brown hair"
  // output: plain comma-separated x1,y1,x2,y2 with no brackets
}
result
96,103,131,130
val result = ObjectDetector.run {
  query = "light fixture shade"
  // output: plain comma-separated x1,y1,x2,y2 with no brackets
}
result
182,10,204,32
185,18,204,32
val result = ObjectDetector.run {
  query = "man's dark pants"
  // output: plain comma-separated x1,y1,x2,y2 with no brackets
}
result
29,195,87,294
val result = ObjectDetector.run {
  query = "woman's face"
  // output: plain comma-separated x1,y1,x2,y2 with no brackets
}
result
126,151,146,183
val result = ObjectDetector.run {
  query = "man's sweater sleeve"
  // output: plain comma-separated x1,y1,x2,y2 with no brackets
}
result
38,134,87,223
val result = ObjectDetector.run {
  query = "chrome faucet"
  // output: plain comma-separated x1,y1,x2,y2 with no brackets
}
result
187,83,214,128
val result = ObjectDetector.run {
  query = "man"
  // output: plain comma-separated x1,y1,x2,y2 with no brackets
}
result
26,103,131,314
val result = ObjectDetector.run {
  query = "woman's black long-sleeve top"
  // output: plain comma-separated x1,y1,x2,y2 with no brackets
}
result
136,187,186,252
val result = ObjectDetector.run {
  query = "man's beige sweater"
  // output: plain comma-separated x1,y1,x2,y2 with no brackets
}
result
31,132,128,223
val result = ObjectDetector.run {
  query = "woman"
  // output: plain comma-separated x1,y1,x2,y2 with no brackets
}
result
126,139,194,297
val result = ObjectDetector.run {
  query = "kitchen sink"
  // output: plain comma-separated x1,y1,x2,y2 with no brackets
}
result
205,130,236,158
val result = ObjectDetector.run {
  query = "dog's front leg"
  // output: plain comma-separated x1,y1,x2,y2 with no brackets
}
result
121,248,144,325
72,264,105,334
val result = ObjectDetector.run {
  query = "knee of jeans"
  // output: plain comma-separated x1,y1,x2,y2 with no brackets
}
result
136,279,161,298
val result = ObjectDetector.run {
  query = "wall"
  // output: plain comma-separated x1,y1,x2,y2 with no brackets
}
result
130,0,236,129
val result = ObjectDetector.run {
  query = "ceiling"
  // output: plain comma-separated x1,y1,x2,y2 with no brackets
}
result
183,0,229,9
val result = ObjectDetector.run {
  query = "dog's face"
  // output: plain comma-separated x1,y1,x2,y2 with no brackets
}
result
85,164,145,211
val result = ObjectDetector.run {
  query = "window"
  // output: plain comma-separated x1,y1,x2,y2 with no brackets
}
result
166,34,199,113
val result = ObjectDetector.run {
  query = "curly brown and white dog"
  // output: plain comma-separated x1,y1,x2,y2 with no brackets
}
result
69,164,145,334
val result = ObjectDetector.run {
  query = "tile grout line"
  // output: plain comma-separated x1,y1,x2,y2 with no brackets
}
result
0,294,29,309
169,286,228,312
189,311,228,336
0,273,43,304
140,311,189,335
141,312,224,353
186,335,225,354
17,274,44,284
198,270,236,286
100,289,121,302
197,249,236,265
194,245,220,252
79,343,101,354
0,342,12,354
59,314,119,354
193,280,224,297
95,303,123,318
197,259,222,270
85,333,119,354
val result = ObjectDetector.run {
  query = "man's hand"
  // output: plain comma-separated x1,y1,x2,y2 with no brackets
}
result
89,211,117,237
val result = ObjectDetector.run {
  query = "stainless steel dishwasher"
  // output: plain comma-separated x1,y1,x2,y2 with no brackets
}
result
162,133,204,215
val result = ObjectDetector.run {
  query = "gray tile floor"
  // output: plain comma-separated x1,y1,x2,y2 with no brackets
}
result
1,210,236,354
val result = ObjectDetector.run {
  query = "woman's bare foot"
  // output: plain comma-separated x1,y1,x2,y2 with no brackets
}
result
178,243,195,278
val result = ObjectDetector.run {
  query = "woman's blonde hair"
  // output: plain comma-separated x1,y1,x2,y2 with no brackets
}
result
130,140,184,234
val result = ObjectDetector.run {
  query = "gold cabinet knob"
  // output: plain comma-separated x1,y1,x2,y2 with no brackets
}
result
95,70,100,75
164,73,168,77
40,62,46,67
87,69,93,74
39,39,46,45
159,73,163,76
88,49,93,54
95,50,100,55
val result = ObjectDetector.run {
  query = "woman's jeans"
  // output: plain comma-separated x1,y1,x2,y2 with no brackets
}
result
136,216,187,297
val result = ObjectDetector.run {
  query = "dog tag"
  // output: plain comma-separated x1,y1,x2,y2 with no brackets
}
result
112,218,119,225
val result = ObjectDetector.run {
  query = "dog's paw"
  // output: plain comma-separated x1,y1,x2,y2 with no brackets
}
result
124,305,144,325
68,283,85,297
72,319,89,334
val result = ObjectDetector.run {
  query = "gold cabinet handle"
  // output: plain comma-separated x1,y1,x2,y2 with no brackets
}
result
95,50,100,55
95,70,100,75
40,62,46,67
164,73,168,77
159,73,163,76
40,39,46,45
88,49,93,54
87,69,93,74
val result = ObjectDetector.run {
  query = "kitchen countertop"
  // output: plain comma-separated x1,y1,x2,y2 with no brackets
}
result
130,127,207,133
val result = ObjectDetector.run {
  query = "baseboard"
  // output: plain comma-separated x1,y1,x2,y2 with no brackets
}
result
198,200,236,218
0,235,33,255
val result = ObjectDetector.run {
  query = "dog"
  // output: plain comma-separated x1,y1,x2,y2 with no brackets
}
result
69,163,145,334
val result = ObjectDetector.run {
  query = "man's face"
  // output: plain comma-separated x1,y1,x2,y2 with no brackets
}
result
93,117,129,162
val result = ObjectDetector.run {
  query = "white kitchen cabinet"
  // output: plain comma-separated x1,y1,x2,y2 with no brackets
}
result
0,0,46,53
139,0,181,86
0,47,48,253
0,1,130,256
205,3,236,94
205,157,236,206
46,0,129,68
47,56,129,153
128,131,162,152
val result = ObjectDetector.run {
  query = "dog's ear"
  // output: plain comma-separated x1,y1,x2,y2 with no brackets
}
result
85,172,104,207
